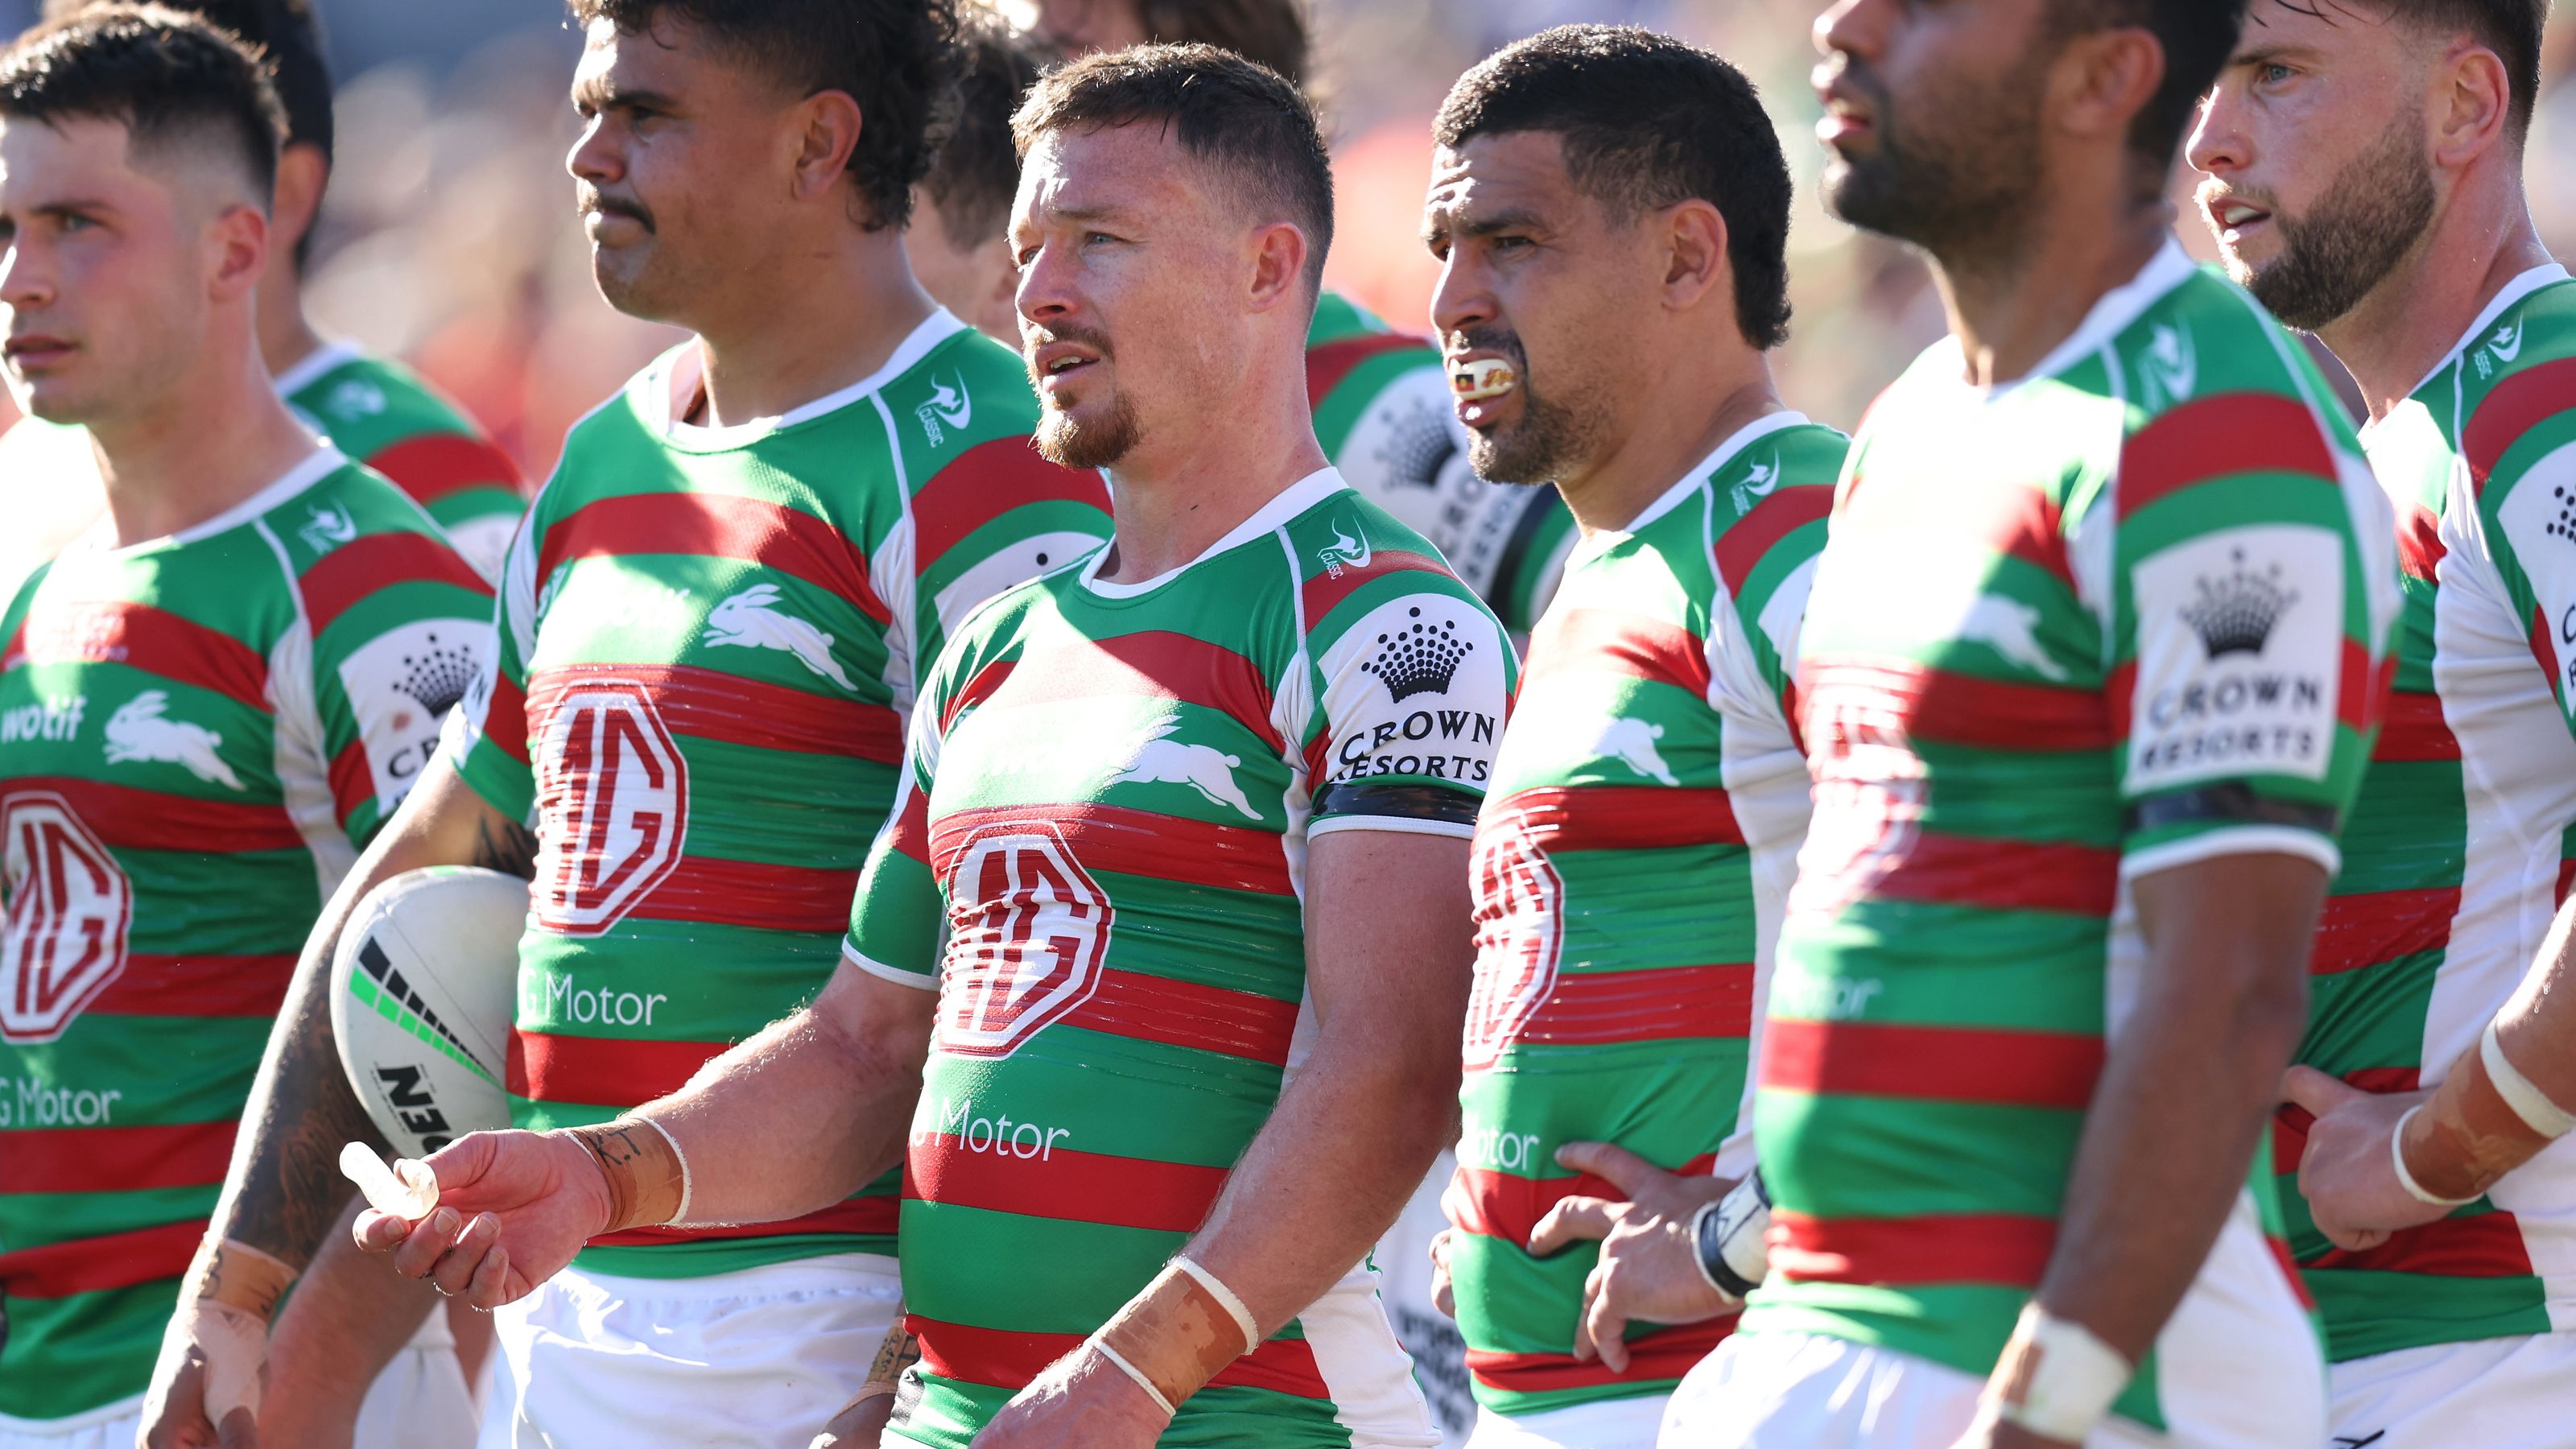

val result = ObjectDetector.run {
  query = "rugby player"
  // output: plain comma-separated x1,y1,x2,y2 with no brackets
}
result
1411,27,1844,1449
905,14,1042,345
138,1,1114,1444
1669,0,2400,1443
0,10,493,1445
349,43,1513,1449
2189,1,2576,1441
30,0,529,581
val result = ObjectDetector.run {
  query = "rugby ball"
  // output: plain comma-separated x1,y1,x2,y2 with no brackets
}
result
329,866,526,1158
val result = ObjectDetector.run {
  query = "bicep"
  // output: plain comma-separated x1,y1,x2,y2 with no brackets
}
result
1301,828,1474,1034
2129,849,2329,979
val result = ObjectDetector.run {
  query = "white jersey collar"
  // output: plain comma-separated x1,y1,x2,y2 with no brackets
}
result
2395,262,2573,410
269,339,365,398
1604,409,1818,547
69,445,347,556
653,308,969,446
1924,236,2198,401
1080,466,1347,599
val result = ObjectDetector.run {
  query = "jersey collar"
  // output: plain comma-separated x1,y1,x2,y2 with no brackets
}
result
1606,409,1818,545
652,308,970,445
1078,466,1348,599
1924,235,2198,401
268,339,365,398
68,444,349,555
2388,261,2574,412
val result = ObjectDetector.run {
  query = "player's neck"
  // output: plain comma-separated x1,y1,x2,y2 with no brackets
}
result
254,279,328,383
1093,337,1330,585
89,335,319,548
1557,359,1783,537
2318,166,2554,423
692,233,938,427
1932,188,2168,389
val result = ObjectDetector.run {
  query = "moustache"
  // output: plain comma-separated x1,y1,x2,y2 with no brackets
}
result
1025,323,1115,364
578,190,655,233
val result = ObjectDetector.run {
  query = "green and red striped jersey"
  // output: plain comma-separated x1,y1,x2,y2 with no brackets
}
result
1449,414,1845,1417
1308,291,1573,636
2281,264,2576,1360
443,313,1111,1279
0,449,492,1423
276,343,526,583
1742,243,2398,1432
846,469,1516,1447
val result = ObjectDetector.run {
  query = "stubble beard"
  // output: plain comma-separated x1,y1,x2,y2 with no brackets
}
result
1036,391,1143,470
2231,110,2437,333
1823,56,2050,263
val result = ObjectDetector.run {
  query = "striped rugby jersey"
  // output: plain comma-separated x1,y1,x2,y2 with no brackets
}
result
1450,414,1844,1418
846,469,1515,1447
0,450,492,1423
443,312,1111,1278
1309,291,1573,636
2281,264,2576,1360
1742,242,2399,1432
275,343,526,584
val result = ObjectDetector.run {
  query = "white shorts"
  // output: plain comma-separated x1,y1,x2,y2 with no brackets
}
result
0,1399,138,1449
1468,1393,1669,1449
1377,1150,1473,1445
2327,1332,2576,1448
477,1253,902,1449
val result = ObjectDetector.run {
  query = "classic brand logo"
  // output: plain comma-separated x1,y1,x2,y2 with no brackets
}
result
1361,607,1475,703
299,502,357,553
1465,819,1562,1070
1,792,132,1042
2182,549,2297,657
532,680,689,935
1729,454,1781,517
1319,519,1373,580
915,372,972,446
2139,323,2198,412
938,819,1113,1059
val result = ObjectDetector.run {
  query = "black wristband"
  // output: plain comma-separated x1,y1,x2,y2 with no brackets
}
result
1695,1170,1768,1300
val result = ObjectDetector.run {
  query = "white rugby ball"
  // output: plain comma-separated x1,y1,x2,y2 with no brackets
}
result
329,866,526,1158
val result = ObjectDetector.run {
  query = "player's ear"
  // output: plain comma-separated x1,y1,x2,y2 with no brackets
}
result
793,88,866,204
1245,220,1309,313
2048,23,2164,149
2431,40,2513,169
1661,197,1728,312
206,200,269,303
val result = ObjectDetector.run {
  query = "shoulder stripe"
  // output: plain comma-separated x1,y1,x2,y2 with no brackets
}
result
1712,485,1831,597
301,531,491,636
2467,357,2576,492
1762,1017,2103,1108
0,1218,201,1300
1769,1208,2055,1290
365,431,525,505
910,436,1108,568
1301,548,1448,624
0,1120,230,1195
1307,332,1431,402
1522,609,1710,697
7,600,269,707
536,493,891,626
2120,392,2339,518
1494,785,1743,852
2,777,300,852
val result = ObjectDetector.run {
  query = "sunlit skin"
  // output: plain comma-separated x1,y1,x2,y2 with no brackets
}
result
2190,0,2550,417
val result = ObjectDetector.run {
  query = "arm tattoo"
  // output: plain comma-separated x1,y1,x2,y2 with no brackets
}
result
471,815,539,880
221,956,382,1269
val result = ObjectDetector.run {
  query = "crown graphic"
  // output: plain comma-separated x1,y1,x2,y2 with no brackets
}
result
2182,551,2296,658
1363,608,1475,702
399,634,479,715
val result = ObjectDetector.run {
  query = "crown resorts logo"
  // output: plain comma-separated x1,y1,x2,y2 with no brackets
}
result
1362,608,1475,702
2549,484,2576,546
2181,549,2297,658
394,632,478,728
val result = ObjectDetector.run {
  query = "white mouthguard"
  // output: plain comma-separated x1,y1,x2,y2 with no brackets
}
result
1451,358,1518,402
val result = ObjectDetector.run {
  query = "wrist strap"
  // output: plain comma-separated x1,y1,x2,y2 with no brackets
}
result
1091,1258,1256,1411
1984,1303,2133,1443
1691,1170,1771,1300
561,1117,689,1232
1171,1256,1260,1354
2483,1021,2576,1139
188,1238,297,1320
2392,1104,2479,1208
1092,1342,1179,1417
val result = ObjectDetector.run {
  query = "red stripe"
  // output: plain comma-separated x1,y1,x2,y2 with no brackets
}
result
887,783,931,867
2120,393,2339,518
364,431,525,506
508,1029,724,1106
1449,1154,1719,1247
592,1198,898,1249
909,436,1108,567
1,777,301,853
2534,607,2561,703
906,1133,1227,1233
2311,886,2458,975
328,738,374,827
944,658,1013,734
1065,968,1300,1063
536,492,890,625
1770,1208,2057,1288
910,1313,1328,1397
1839,471,2071,588
931,803,1292,897
2343,638,2392,735
86,952,295,1017
1301,548,1449,625
1523,609,1710,696
0,1218,202,1298
1801,658,2111,752
2559,856,2576,906
1761,1018,2104,1110
2308,1210,2537,1278
6,600,268,706
1859,830,2120,917
1517,965,1753,1048
526,663,902,762
1713,485,1832,596
0,1120,233,1194
2273,1067,2421,1174
299,531,491,636
478,671,530,766
2466,358,2576,492
619,854,860,934
1307,332,1431,402
975,630,1280,754
2374,689,2456,762
1466,1318,1735,1393
2396,502,2445,583
1496,785,1743,852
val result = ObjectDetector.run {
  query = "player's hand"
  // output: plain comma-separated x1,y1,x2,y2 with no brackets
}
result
2282,1066,2450,1252
968,1342,1172,1447
1949,1416,2077,1449
1427,1228,1457,1319
139,1297,266,1449
351,1129,612,1309
1524,1141,1737,1373
807,1391,894,1447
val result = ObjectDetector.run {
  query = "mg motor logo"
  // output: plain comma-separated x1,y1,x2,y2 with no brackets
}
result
533,680,688,935
938,820,1113,1059
1464,819,1561,1070
2,792,132,1042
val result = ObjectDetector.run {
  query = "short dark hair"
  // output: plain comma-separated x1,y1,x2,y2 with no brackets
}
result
2074,0,2250,167
0,4,286,200
1133,0,1308,87
1434,26,1794,350
2386,0,2546,135
568,0,963,231
921,15,1042,252
1013,43,1334,291
47,0,332,163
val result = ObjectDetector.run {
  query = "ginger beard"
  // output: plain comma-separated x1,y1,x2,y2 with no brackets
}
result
1448,326,1604,487
1028,321,1141,469
2209,107,2436,332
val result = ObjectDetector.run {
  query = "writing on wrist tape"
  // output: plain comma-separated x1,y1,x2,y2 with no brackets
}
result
1090,1257,1260,1412
1692,1170,1771,1301
561,1117,690,1232
2483,1020,2576,1140
1984,1302,2133,1443
2392,1104,2480,1208
189,1237,297,1319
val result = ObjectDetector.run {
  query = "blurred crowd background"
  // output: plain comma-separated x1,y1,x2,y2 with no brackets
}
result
5,0,2575,473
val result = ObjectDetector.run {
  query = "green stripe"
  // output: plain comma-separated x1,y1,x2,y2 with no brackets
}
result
0,1184,212,1249
425,487,526,531
0,1275,177,1419
2304,1265,2550,1361
1757,1090,2084,1219
898,1377,1352,1449
898,1199,1187,1334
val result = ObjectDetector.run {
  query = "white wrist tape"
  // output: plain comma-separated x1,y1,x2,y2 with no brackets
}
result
1092,1340,1177,1417
638,1115,695,1224
1984,1303,2132,1443
2392,1104,2479,1208
1171,1256,1260,1354
2483,1020,2576,1140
